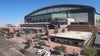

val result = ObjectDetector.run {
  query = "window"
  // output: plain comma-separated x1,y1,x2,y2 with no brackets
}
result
63,40,68,44
73,41,79,46
48,18,51,22
39,30,43,33
36,19,38,22
33,30,37,33
26,19,29,22
96,19,100,23
78,42,83,46
39,19,42,22
32,19,36,23
29,18,31,22
43,18,46,22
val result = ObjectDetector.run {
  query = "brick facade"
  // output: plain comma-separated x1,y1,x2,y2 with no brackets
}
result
67,25,93,32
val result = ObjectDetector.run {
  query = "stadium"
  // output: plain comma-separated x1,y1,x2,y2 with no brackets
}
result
19,4,99,35
24,4,96,25
19,4,100,54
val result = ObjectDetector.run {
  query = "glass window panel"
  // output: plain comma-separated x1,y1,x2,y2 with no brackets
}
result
36,19,38,22
43,18,46,22
48,18,51,22
39,19,42,22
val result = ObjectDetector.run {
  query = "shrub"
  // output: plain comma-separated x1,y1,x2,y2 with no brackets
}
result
38,40,45,46
83,47,96,56
54,45,66,53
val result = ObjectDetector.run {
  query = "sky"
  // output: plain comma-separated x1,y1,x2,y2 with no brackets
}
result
0,0,100,25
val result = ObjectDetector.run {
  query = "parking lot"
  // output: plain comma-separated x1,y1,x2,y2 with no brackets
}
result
0,37,78,56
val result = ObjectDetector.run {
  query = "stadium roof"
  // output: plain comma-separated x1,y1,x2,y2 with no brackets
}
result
26,4,95,16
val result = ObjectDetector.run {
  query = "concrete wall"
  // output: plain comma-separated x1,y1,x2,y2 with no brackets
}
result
58,28,62,33
48,28,68,35
48,29,54,35
64,28,68,32
9,28,14,33
95,23,100,28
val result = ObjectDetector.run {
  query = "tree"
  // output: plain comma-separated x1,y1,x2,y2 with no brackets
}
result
96,49,100,56
23,29,30,35
82,47,96,56
92,26,98,36
16,32,22,37
25,37,32,45
36,34,42,40
6,32,14,38
54,45,66,54
22,38,32,50
54,46,61,52
60,45,66,53
38,40,45,46
0,29,6,36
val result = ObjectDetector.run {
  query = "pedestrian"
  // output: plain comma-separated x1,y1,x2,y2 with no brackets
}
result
49,49,52,53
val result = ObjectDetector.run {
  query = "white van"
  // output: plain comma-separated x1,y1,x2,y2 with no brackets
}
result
36,49,44,55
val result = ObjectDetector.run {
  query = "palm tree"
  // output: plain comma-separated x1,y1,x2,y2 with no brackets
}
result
22,38,32,50
92,26,98,36
82,47,96,56
25,37,32,45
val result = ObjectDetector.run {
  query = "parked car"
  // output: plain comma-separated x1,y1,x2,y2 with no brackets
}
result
51,50,60,55
19,49,27,54
43,51,51,56
36,49,44,55
68,53,78,56
24,44,30,49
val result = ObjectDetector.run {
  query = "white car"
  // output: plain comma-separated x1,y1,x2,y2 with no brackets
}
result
36,49,44,55
43,51,51,56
